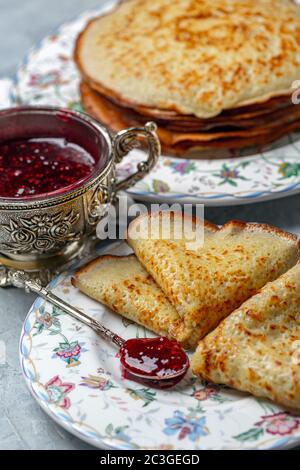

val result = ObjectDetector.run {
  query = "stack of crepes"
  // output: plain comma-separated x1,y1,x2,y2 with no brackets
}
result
75,0,300,157
73,212,300,409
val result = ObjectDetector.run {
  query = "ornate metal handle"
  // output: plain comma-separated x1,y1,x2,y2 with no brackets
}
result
11,271,125,348
113,121,160,192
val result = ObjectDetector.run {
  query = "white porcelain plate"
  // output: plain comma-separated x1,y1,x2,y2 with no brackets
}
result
13,0,300,206
19,242,300,450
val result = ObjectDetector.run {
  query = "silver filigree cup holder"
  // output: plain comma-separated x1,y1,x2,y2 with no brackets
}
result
0,107,160,286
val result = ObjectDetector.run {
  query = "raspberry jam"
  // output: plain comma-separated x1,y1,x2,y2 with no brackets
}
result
119,337,189,389
0,137,95,198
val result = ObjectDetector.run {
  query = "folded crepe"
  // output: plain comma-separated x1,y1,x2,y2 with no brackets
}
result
72,220,218,347
71,254,190,346
191,262,300,410
127,213,300,346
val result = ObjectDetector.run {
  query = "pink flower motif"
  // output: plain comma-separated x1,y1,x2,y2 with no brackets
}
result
256,412,300,436
193,387,217,401
28,71,65,88
48,34,58,42
45,375,75,409
56,344,81,359
53,341,84,368
175,162,188,174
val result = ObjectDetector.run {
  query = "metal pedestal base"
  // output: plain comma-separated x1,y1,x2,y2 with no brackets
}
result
0,236,97,287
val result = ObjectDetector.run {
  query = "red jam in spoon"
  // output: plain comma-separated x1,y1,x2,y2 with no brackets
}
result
119,337,189,389
0,137,95,198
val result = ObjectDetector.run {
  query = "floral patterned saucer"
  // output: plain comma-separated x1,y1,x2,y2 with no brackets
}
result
19,242,300,450
13,0,300,206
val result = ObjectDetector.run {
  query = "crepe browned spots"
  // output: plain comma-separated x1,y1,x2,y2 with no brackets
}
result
75,0,300,118
80,81,300,157
191,262,300,410
127,213,300,346
71,254,189,346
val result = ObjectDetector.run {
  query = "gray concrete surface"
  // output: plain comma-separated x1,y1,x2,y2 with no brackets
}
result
0,0,106,451
0,0,300,450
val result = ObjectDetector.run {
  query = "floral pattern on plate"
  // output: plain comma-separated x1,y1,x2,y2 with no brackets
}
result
19,242,300,450
13,0,300,206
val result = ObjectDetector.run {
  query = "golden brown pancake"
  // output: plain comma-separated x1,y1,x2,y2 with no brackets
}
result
82,72,293,122
72,219,219,349
191,261,300,410
80,81,300,156
75,0,300,118
82,81,296,130
72,254,190,346
72,213,300,353
127,212,300,345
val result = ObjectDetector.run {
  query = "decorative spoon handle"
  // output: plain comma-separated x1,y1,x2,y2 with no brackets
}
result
12,271,124,348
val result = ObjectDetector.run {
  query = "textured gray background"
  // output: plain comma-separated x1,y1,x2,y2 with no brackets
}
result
0,0,300,450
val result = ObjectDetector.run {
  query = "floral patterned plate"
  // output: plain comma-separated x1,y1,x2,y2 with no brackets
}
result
13,0,300,206
19,241,300,450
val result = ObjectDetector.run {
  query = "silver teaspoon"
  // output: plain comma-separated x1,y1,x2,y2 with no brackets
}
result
13,272,189,389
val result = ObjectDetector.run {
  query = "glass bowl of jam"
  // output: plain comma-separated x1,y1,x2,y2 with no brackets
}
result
0,106,160,285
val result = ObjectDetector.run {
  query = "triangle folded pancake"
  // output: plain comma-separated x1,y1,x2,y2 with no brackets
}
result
71,254,190,346
127,213,300,346
191,262,300,410
72,220,218,348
